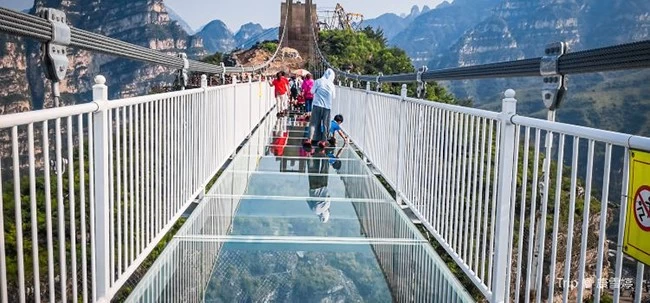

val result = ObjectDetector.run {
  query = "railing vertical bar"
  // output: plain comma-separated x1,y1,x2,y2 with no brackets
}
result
55,117,67,301
108,108,116,285
116,107,123,276
77,114,88,303
593,143,612,303
451,112,461,250
547,134,566,301
576,140,595,302
444,111,454,242
534,129,554,303
487,120,501,288
514,129,531,303
0,141,6,303
469,116,481,271
463,115,475,263
634,263,644,303
474,117,487,276
506,124,521,299
11,126,26,303
433,108,443,233
613,150,630,302
481,120,495,282
562,137,581,303
67,116,78,303
524,128,542,303
128,105,135,262
121,106,128,269
458,113,469,256
27,123,41,303
127,105,139,262
87,113,96,303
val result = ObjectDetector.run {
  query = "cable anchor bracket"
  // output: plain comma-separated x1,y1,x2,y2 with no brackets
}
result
376,72,383,92
38,8,70,82
416,66,428,98
177,53,189,88
540,42,567,110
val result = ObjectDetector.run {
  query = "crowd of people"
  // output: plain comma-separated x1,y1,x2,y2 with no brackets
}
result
269,68,348,149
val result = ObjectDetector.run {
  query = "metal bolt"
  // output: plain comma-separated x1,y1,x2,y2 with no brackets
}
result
545,93,552,100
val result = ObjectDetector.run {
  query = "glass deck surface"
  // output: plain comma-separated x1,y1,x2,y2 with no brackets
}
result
127,113,474,303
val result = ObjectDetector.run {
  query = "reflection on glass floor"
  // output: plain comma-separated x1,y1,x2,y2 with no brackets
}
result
127,114,474,302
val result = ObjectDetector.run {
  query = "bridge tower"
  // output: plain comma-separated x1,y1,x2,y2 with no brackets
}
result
280,0,317,66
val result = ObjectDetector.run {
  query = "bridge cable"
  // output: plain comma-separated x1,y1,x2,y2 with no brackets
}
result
308,18,650,83
0,6,291,75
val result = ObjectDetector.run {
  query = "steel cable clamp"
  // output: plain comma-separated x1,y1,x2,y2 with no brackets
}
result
416,66,428,98
178,53,189,88
376,72,383,92
541,42,567,110
38,8,70,82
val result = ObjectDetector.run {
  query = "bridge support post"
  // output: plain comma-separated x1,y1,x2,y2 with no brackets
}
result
395,84,408,204
232,76,238,158
91,75,111,302
491,89,518,303
248,77,253,138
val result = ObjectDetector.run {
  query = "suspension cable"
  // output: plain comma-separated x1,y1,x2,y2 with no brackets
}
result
309,18,650,83
0,6,291,75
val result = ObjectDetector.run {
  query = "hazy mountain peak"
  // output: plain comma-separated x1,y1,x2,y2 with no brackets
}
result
167,7,194,35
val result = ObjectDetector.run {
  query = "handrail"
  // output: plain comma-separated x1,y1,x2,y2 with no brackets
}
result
0,6,290,74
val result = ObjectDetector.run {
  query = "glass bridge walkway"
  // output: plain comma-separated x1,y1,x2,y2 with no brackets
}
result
126,113,474,302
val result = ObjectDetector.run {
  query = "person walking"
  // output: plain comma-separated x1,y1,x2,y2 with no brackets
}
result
304,68,336,148
301,73,314,115
269,71,290,115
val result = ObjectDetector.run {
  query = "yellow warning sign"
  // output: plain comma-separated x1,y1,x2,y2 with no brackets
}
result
624,150,650,266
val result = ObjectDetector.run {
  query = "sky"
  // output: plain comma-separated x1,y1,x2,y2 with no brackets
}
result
1,0,446,32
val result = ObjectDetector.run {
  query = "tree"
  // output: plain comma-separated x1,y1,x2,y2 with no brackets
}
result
317,29,460,105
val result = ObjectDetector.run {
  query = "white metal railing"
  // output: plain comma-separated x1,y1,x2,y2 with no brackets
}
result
0,75,274,302
333,84,650,303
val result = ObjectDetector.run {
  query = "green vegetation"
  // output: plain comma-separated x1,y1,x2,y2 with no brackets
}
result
112,217,187,301
201,51,224,65
256,41,278,54
316,27,469,105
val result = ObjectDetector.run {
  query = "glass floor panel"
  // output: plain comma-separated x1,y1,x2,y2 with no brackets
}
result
236,144,360,159
229,154,369,175
127,113,475,302
127,240,473,303
208,171,391,200
175,196,421,239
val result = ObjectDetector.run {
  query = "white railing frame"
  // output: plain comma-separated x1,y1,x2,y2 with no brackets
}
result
333,84,650,303
0,75,274,302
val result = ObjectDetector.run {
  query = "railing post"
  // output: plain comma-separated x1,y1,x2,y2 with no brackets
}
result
92,75,110,302
248,77,253,136
232,76,238,155
395,84,408,203
492,89,517,303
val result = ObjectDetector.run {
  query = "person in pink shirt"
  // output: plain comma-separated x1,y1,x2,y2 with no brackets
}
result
301,73,315,115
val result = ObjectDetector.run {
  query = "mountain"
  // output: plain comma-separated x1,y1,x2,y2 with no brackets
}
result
432,0,650,135
167,7,195,35
197,20,235,53
389,0,501,67
233,23,279,50
0,0,206,112
363,5,430,40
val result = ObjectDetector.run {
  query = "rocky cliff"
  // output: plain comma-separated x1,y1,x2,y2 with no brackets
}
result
389,0,501,68
0,0,207,112
0,35,30,115
233,23,279,50
197,19,235,54
432,0,650,135
364,5,431,41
